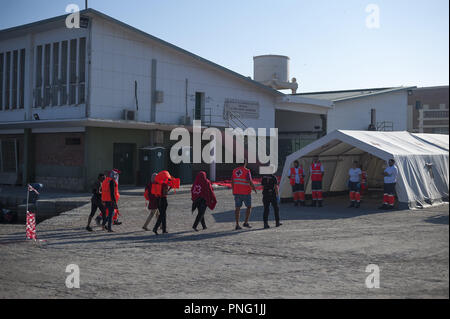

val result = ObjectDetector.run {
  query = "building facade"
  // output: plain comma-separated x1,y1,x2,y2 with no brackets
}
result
0,9,332,190
407,86,449,134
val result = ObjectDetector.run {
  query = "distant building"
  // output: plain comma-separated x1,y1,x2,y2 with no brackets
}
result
407,86,449,134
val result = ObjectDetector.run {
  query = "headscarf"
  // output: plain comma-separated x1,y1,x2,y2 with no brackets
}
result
191,171,217,210
110,169,120,184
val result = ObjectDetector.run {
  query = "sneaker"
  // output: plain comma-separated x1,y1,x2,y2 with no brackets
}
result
192,226,198,232
86,226,93,232
235,225,242,230
153,229,158,235
142,226,149,231
113,221,122,225
163,231,168,234
276,223,283,227
264,224,270,229
107,229,114,233
243,223,252,228
202,226,207,230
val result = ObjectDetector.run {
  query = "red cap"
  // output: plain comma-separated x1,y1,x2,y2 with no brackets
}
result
112,169,121,174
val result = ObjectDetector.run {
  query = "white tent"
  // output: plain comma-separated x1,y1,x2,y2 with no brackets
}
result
280,130,449,209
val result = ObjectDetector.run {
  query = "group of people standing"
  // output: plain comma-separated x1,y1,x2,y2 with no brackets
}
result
288,156,398,209
86,156,399,234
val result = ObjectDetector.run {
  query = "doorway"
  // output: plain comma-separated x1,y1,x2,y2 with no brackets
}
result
113,143,135,185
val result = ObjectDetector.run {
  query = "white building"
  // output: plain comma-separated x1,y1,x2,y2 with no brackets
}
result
0,9,414,190
0,9,332,189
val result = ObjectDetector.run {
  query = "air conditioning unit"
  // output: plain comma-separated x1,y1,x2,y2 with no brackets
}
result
123,109,136,121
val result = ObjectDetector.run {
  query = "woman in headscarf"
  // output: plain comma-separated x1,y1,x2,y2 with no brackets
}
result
143,173,159,231
191,171,217,231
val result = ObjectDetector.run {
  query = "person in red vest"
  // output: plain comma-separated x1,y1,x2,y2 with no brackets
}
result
231,159,257,230
310,155,324,207
143,173,159,231
288,160,305,206
348,161,362,208
360,165,368,195
101,170,120,232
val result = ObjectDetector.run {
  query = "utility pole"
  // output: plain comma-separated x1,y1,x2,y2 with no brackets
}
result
85,0,88,9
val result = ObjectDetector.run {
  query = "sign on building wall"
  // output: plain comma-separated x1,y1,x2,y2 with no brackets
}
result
224,98,260,119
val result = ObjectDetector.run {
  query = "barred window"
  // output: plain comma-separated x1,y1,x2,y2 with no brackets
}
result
0,139,17,173
69,38,77,105
424,111,449,118
52,42,59,106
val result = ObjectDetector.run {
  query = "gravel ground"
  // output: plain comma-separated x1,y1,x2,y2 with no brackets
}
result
0,187,448,299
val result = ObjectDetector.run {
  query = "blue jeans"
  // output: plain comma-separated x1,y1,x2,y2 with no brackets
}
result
102,202,115,230
234,194,251,208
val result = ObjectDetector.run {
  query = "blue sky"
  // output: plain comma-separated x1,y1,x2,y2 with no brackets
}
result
1,0,448,92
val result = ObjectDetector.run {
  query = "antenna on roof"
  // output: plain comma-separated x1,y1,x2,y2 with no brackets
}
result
85,0,88,9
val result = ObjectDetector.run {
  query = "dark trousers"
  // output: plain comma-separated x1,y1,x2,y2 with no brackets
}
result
193,198,207,229
90,196,106,219
102,202,115,230
154,197,168,232
263,195,280,225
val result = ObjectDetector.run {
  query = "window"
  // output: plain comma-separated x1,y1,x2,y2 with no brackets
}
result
78,37,86,104
60,41,68,105
43,43,51,107
12,50,18,109
69,39,77,105
65,137,81,145
52,43,59,106
0,53,3,110
424,111,449,118
415,100,422,110
35,45,43,107
195,92,204,120
5,52,10,110
19,49,25,109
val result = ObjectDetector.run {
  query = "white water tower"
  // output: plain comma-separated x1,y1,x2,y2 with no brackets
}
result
253,55,298,93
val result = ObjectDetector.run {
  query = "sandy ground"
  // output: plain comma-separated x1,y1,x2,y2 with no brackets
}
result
0,187,448,299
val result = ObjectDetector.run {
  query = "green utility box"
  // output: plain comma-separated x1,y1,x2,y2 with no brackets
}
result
139,146,166,185
177,146,192,184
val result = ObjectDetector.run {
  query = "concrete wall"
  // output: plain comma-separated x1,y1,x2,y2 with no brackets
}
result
275,110,323,132
34,132,85,191
89,16,276,129
84,127,152,189
327,91,408,133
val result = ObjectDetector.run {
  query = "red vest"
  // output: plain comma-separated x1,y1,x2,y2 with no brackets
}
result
101,177,120,202
232,167,251,195
361,171,367,184
310,162,323,182
290,167,304,185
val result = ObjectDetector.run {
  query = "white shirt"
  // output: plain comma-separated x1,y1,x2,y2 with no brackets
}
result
348,168,362,183
293,167,301,184
384,165,398,184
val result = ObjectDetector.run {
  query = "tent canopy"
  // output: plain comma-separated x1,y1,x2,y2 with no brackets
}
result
280,130,449,209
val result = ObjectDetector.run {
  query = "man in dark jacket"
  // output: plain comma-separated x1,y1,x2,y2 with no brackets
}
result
87,174,106,231
261,174,282,229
